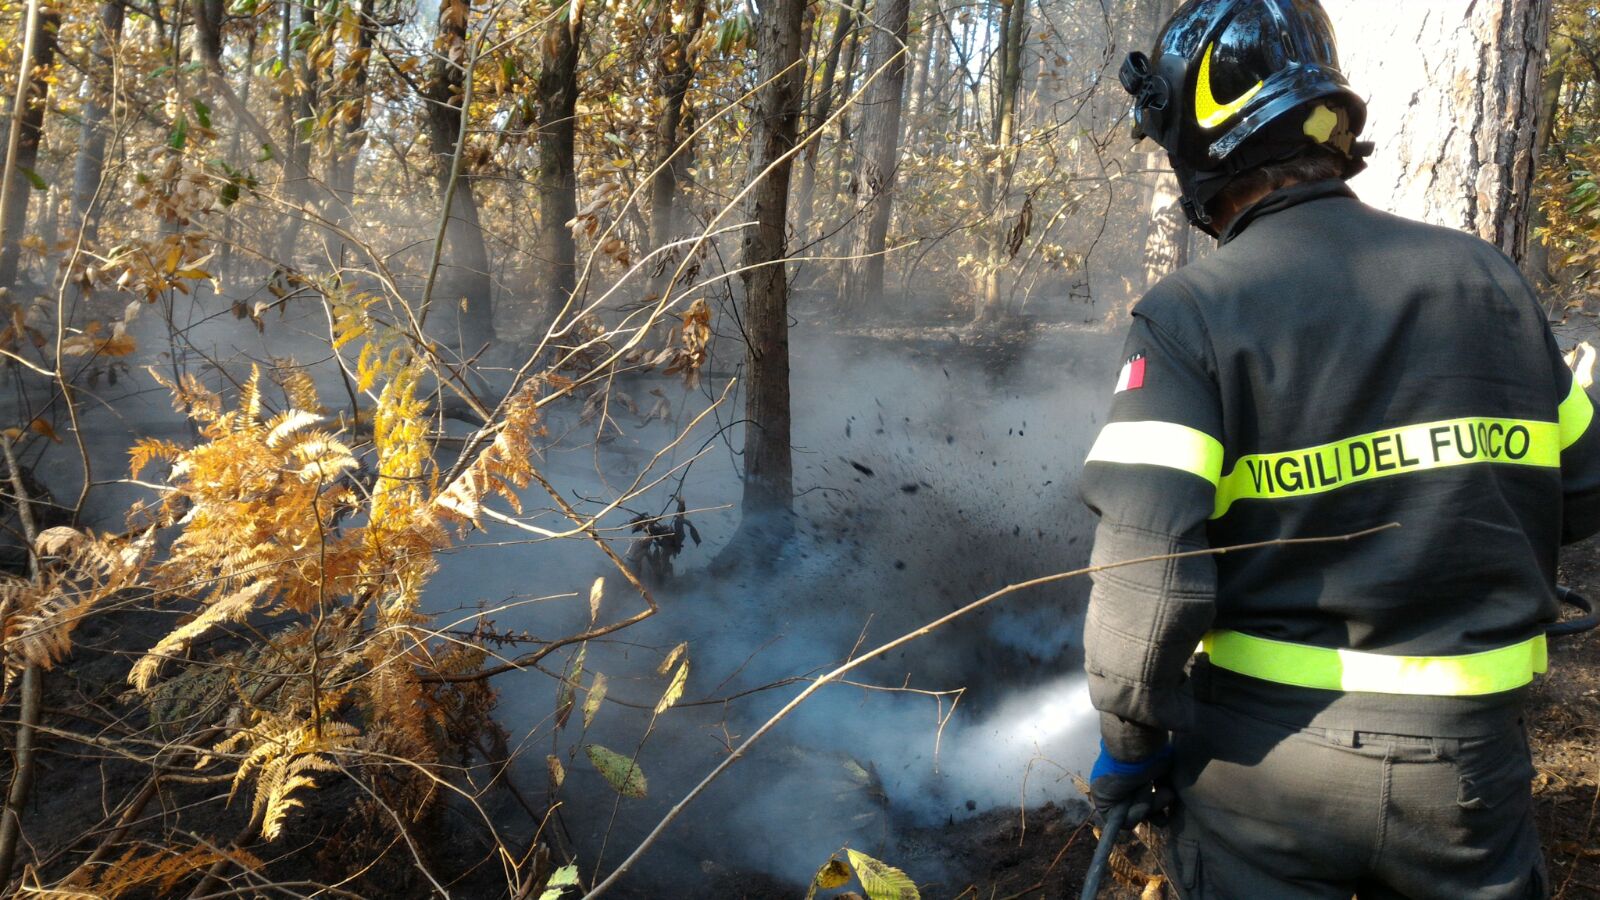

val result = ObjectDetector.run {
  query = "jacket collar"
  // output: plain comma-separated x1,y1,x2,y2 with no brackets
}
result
1220,179,1358,245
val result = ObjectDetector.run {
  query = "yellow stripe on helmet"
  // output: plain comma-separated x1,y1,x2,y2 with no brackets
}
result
1195,41,1264,129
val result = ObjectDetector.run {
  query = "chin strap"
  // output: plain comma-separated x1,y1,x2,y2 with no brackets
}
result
1180,196,1219,238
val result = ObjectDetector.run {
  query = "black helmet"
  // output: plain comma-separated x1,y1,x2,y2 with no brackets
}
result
1120,0,1373,235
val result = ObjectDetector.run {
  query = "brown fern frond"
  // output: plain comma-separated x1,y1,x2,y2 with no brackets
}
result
89,844,263,898
264,409,323,448
130,579,275,692
276,367,322,414
129,438,184,480
237,365,264,430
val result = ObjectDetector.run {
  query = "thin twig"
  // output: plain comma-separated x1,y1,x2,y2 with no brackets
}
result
581,523,1402,898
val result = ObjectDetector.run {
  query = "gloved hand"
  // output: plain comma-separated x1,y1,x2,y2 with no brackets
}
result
1089,739,1174,825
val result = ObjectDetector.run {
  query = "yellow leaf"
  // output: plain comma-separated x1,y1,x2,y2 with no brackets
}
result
845,849,919,900
807,858,852,900
583,672,607,728
654,659,688,715
657,641,686,676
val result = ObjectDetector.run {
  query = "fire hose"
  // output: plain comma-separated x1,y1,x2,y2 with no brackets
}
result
1078,585,1600,900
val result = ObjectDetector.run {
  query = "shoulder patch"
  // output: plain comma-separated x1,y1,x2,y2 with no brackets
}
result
1114,354,1146,393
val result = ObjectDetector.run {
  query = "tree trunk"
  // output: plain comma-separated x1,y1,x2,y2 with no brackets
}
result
0,3,59,290
792,0,856,242
425,0,495,351
331,2,373,222
828,9,866,202
273,0,316,267
1525,12,1573,290
1324,0,1550,261
837,0,910,310
737,0,807,520
69,0,124,245
537,0,584,319
903,3,930,145
647,0,706,297
1135,0,1184,290
973,0,1026,322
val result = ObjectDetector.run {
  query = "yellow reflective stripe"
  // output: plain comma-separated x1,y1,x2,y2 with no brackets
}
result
1085,421,1224,486
1213,417,1560,518
1195,42,1264,129
1201,630,1548,696
1560,376,1594,450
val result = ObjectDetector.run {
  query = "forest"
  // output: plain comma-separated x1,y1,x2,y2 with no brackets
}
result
0,0,1589,896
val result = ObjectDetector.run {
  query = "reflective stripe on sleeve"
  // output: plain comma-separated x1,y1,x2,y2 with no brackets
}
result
1212,417,1561,518
1560,376,1594,450
1200,630,1548,696
1084,421,1224,486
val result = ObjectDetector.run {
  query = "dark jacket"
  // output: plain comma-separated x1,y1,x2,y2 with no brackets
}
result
1080,179,1600,759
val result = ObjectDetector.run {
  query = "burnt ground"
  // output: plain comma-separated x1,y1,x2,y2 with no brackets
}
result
5,312,1600,899
1535,538,1600,898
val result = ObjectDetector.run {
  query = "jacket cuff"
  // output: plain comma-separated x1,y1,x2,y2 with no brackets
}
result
1099,711,1168,762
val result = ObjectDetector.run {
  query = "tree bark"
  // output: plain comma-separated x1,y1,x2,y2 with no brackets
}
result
272,0,317,267
737,0,807,519
792,0,856,242
647,0,706,296
903,3,930,145
69,0,123,245
1324,0,1551,261
1135,0,1185,290
1525,11,1573,290
973,0,1026,322
0,2,59,290
425,0,495,351
331,0,374,225
837,0,910,310
537,0,584,318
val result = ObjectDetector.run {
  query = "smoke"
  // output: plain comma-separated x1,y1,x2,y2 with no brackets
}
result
423,323,1123,889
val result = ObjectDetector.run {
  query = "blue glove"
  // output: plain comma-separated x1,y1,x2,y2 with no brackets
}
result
1089,739,1173,824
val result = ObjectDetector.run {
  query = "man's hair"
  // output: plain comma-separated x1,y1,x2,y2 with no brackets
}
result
1209,146,1348,219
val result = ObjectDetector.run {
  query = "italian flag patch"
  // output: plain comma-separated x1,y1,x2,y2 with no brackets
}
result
1114,354,1146,393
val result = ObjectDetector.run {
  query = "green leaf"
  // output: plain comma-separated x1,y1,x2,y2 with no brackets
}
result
539,864,579,900
257,143,275,162
169,113,189,151
220,182,240,207
583,672,607,729
17,167,46,191
584,744,646,798
845,849,919,900
191,98,212,129
806,858,852,900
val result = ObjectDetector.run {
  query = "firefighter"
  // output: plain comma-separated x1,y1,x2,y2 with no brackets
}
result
1078,1,1600,896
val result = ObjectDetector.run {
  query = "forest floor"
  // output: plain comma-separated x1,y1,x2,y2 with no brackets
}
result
9,314,1600,899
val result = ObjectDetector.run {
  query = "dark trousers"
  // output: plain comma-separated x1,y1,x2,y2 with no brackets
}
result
1165,697,1547,899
